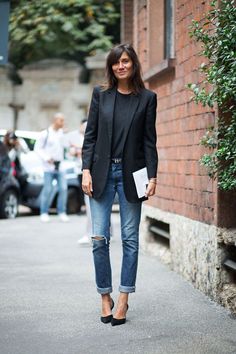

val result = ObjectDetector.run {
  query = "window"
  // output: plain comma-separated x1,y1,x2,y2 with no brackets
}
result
164,0,175,59
144,0,175,81
122,0,175,80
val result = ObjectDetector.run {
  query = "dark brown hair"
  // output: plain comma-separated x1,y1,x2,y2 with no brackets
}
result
104,44,145,94
3,131,17,149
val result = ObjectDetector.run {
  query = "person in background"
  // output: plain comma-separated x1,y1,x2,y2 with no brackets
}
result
0,140,11,176
3,131,27,186
34,112,69,222
4,131,23,160
67,119,92,244
67,118,87,174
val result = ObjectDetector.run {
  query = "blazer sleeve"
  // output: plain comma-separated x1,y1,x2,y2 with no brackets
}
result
82,86,100,170
144,92,158,178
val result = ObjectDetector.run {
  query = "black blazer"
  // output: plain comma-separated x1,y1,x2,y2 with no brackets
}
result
82,86,158,203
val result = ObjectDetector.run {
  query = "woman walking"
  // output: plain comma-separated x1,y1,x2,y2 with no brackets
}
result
82,44,158,326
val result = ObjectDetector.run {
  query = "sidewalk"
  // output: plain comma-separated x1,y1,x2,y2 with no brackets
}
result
0,212,235,354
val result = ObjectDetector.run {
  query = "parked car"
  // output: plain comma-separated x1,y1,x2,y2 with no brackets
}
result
0,130,84,216
0,141,20,218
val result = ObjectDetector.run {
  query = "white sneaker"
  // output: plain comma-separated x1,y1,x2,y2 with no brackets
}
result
59,213,69,222
77,235,91,245
40,213,50,222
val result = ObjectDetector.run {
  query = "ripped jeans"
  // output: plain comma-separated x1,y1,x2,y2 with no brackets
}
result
89,163,142,294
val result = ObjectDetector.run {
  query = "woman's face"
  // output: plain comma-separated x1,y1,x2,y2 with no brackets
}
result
112,51,133,82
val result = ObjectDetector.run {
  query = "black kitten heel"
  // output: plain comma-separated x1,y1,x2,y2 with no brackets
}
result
111,304,129,326
100,298,114,324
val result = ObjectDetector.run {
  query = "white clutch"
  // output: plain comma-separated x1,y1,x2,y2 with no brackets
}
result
132,167,149,198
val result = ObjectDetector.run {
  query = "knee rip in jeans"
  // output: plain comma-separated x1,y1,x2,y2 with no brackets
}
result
92,235,104,240
92,235,108,244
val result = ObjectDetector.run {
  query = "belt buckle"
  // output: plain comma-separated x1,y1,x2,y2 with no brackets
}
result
112,158,121,164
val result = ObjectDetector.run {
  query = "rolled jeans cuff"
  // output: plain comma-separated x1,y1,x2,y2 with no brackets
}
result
97,286,113,295
119,285,136,293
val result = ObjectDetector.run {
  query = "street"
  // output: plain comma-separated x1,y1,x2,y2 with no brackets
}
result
0,212,235,354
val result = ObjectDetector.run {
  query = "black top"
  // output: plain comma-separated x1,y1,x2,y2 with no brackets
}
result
111,91,132,158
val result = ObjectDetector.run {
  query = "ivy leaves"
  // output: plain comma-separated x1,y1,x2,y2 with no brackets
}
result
188,0,236,190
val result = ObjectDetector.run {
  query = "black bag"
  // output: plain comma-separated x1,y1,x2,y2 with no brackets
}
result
54,161,60,170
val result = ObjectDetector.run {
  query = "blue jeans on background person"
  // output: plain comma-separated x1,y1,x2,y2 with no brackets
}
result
40,171,68,214
89,163,142,295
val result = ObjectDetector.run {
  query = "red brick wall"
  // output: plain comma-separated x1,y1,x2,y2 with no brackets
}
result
121,0,134,44
133,1,149,72
127,0,218,225
148,0,165,67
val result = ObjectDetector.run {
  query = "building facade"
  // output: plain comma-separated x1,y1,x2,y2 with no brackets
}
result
121,0,236,312
0,59,97,132
0,54,107,132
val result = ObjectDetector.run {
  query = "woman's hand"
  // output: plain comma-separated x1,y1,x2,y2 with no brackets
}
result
82,169,93,197
145,179,157,198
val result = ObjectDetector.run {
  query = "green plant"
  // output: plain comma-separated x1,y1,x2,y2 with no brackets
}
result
187,0,236,190
9,0,120,68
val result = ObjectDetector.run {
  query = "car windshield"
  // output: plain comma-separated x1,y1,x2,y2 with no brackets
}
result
22,137,36,151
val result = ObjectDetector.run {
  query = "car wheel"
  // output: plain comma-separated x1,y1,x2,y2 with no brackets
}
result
0,189,18,219
67,188,83,214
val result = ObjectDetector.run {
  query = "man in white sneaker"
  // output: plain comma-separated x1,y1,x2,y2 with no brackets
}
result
34,112,69,222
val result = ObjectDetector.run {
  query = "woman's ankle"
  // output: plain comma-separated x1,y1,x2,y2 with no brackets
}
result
117,292,129,306
101,293,111,302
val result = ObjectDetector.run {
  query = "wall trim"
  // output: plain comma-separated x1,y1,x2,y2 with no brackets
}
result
143,58,175,81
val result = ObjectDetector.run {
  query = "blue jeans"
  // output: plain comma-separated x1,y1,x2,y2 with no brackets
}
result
40,171,68,214
90,163,142,294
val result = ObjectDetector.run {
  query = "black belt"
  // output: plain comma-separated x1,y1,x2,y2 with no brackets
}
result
111,158,122,164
